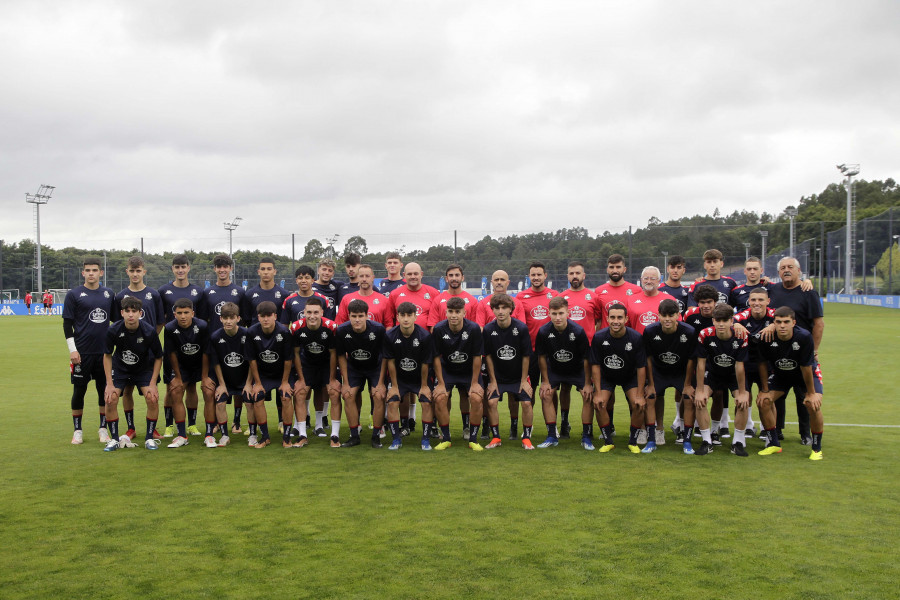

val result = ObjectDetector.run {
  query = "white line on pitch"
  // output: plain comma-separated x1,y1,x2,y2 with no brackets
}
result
783,422,900,428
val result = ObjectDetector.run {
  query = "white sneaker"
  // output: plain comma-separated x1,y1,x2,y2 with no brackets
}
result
144,438,160,450
217,435,231,447
71,430,84,445
636,428,648,445
98,427,111,443
655,429,666,445
103,439,119,452
118,434,136,449
167,436,189,448
204,435,218,448
247,435,258,446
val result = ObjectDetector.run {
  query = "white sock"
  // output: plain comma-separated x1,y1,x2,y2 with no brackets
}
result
331,420,340,437
293,418,300,430
700,428,712,443
734,429,746,445
746,415,755,430
315,410,324,428
673,401,683,428
410,404,417,421
299,422,307,437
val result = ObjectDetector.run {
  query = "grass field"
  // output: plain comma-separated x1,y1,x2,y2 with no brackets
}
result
1,303,898,599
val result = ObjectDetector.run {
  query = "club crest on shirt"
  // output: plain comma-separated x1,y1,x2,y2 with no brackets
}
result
104,291,110,298
412,338,420,347
569,332,576,341
512,328,519,336
145,292,152,300
231,289,239,296
625,342,632,351
276,334,283,342
369,332,376,341
792,342,800,351
680,334,687,343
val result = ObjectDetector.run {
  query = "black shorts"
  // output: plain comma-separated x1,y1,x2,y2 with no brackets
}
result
216,389,252,404
301,365,331,390
254,374,298,402
388,381,427,403
769,366,824,396
599,374,638,392
652,372,686,396
547,372,585,391
166,366,202,386
490,382,533,403
71,353,105,386
111,369,154,391
744,363,763,393
704,372,739,395
347,366,382,391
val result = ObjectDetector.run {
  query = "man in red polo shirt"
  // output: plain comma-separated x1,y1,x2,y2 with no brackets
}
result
428,263,478,326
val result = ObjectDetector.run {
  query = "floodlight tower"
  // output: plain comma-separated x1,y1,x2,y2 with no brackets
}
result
224,217,242,258
785,206,799,259
837,163,859,293
742,242,751,262
25,184,55,295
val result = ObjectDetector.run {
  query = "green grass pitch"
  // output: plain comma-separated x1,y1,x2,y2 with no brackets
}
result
0,303,898,599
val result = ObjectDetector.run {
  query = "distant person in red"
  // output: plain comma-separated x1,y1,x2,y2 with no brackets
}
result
25,292,33,315
42,290,54,315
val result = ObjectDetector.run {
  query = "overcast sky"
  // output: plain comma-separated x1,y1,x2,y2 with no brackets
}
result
2,0,898,257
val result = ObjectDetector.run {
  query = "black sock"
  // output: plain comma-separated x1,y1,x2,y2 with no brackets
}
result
629,426,638,445
603,424,613,444
283,425,292,443
205,421,215,436
108,419,119,440
233,405,243,425
461,412,470,428
767,428,780,447
523,425,533,440
146,418,157,441
351,426,360,439
490,425,500,439
164,406,174,427
582,422,591,437
546,422,557,438
389,421,401,440
440,425,451,441
684,426,693,440
125,410,135,430
73,414,82,431
100,413,106,428
276,402,283,422
469,424,480,441
249,422,257,436
176,421,186,438
647,423,656,442
401,417,409,430
811,431,822,452
422,421,432,440
258,423,269,440
510,417,518,430
187,408,197,426
561,409,570,422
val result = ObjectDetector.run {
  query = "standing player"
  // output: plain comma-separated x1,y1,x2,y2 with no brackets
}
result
25,291,33,315
337,252,362,305
336,264,393,327
42,290,54,315
513,262,558,441
659,255,691,315
382,302,434,450
687,249,737,306
534,297,592,449
63,257,114,444
334,299,388,448
729,256,814,312
482,293,535,450
281,265,328,325
102,297,163,451
202,302,253,447
428,264,479,325
764,257,824,446
589,303,649,454
642,299,698,454
312,258,341,320
378,252,405,296
242,257,288,325
694,304,751,456
113,256,165,441
388,262,439,433
197,254,247,435
162,298,210,448
245,301,294,448
431,297,485,451
159,255,204,437
475,270,526,327
289,297,340,445
756,306,825,460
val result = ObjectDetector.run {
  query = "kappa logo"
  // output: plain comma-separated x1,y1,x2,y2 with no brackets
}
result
121,350,139,365
654,335,662,341
604,355,624,369
218,338,226,344
602,340,610,346
90,308,108,323
182,343,200,355
554,349,573,362
739,290,746,295
165,290,173,295
710,341,717,348
660,351,679,365
259,349,279,363
395,339,402,344
252,293,259,298
0,306,14,316
254,336,262,341
443,334,451,340
497,345,516,360
345,333,352,339
299,333,307,338
601,289,608,294
548,333,555,339
399,358,417,371
633,299,643,304
491,331,499,336
174,329,181,334
224,352,243,367
80,292,87,297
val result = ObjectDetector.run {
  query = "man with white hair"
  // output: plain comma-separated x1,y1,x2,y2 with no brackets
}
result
627,266,678,446
759,257,824,446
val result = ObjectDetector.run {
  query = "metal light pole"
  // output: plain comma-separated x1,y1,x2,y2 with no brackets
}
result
858,238,866,293
891,235,900,295
760,231,768,271
837,164,859,293
224,217,242,258
661,250,668,272
742,242,751,262
25,184,55,295
785,206,798,259
835,245,841,291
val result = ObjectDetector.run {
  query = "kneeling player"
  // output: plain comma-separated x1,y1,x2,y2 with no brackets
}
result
383,302,434,450
756,307,825,460
695,304,751,456
432,296,485,451
335,299,388,447
589,303,649,454
535,297,593,449
642,299,698,454
162,298,211,448
202,302,253,447
483,293,535,450
246,301,295,448
102,297,163,451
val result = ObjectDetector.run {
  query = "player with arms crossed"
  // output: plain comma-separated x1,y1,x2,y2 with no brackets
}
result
102,297,163,452
535,297,593,449
63,257,114,444
694,304,752,456
334,299,388,448
589,303,649,454
202,302,253,447
482,293,536,450
756,306,825,460
431,296,485,451
382,302,434,450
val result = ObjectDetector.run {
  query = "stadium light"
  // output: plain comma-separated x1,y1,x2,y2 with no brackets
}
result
785,206,799,258
858,238,866,293
837,163,859,293
224,217,242,258
759,230,768,268
834,244,841,289
661,250,668,271
25,184,55,296
742,242,751,262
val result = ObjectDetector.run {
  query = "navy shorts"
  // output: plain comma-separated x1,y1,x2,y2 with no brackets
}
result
347,366,382,391
704,372,739,395
301,365,331,390
253,374,298,402
490,382,533,403
111,369,154,392
744,363,763,393
651,372,685,396
166,366,202,386
388,381,427,403
71,353,105,386
769,365,824,396
599,374,638,392
547,372,585,391
216,389,252,404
